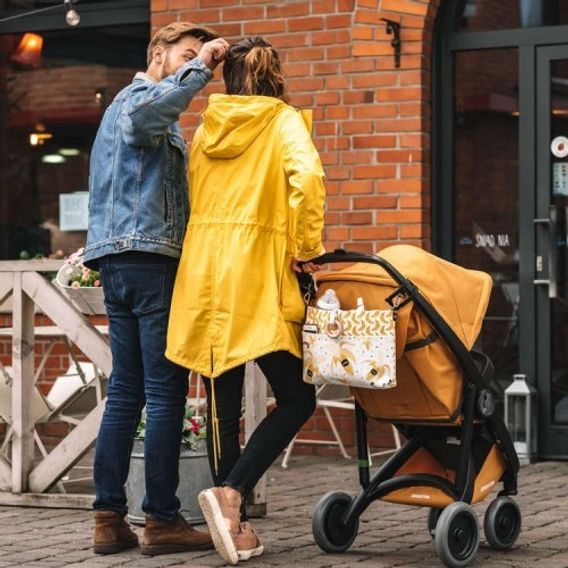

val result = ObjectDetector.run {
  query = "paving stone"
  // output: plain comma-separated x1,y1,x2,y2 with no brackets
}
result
1,458,568,567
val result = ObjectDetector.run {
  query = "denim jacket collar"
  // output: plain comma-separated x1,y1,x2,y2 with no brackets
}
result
134,71,158,84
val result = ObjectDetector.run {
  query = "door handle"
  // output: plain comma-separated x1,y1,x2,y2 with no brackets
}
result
533,205,558,299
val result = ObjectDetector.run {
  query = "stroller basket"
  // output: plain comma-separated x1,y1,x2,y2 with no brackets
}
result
308,246,521,568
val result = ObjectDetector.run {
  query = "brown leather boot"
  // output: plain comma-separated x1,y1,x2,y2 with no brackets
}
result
93,510,139,554
141,514,213,556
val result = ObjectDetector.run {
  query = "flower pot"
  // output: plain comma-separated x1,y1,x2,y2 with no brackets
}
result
54,263,106,315
125,439,213,525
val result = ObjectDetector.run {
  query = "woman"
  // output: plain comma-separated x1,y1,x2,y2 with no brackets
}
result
166,36,325,565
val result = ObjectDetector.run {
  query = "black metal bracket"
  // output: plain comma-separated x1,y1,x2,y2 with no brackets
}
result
385,281,416,310
380,18,401,68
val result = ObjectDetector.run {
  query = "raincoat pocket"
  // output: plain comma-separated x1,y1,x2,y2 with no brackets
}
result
280,260,305,323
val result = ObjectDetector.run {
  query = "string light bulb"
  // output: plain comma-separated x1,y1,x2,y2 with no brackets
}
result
64,0,80,27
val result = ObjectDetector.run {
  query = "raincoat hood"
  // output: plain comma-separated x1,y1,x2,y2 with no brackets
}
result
201,94,288,159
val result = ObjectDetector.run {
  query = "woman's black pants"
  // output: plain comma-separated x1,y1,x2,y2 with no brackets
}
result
201,350,316,499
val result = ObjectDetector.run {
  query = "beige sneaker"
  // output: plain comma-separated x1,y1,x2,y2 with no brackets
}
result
198,488,264,565
235,522,263,562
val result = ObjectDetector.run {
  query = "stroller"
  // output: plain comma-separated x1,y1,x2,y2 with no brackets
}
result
308,246,521,568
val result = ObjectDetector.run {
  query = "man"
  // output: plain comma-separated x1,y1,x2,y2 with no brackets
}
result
83,22,229,556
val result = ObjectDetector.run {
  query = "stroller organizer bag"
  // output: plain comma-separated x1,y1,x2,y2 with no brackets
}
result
302,302,397,389
308,245,521,568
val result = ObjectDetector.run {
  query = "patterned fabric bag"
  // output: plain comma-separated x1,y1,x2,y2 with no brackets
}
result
302,305,397,389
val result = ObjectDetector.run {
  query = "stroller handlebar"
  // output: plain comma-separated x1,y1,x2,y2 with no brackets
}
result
307,249,409,286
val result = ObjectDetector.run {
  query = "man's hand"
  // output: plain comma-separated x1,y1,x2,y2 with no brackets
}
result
198,38,230,70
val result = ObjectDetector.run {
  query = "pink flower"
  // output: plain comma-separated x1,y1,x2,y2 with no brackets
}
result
70,281,81,289
67,253,80,265
93,280,101,287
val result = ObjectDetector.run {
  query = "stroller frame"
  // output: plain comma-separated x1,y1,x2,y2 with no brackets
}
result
310,250,521,567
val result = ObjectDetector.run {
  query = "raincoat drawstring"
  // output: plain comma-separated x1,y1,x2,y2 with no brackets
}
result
210,379,222,475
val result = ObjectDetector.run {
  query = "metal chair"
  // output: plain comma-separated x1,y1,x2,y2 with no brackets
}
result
280,383,402,468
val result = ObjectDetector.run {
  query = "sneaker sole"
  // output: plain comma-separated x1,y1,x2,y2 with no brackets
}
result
237,544,264,561
198,490,239,566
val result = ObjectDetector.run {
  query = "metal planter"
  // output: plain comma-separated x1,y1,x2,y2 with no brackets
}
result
125,439,213,525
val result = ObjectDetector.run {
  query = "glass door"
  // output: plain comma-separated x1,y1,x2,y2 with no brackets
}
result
536,45,568,458
451,48,520,402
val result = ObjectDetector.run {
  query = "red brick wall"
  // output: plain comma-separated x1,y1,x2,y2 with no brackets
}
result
0,314,71,391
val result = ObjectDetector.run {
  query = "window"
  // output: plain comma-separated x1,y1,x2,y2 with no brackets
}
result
0,2,149,259
457,0,568,32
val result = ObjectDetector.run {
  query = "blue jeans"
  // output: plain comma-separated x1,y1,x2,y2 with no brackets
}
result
93,252,188,521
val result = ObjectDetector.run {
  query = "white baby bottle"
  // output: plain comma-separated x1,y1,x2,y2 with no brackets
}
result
317,289,340,310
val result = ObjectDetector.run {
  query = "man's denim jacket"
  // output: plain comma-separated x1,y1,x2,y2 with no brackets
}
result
83,58,213,268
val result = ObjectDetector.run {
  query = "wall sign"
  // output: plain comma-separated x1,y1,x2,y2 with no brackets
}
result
553,162,568,196
551,136,568,158
59,192,89,231
475,233,511,248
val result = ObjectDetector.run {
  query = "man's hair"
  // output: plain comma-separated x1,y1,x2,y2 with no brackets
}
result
147,22,218,66
223,37,288,102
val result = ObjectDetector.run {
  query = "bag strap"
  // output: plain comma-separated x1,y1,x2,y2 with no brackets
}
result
404,331,438,352
296,272,316,304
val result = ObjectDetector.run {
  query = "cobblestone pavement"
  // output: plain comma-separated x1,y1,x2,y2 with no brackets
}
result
1,457,568,567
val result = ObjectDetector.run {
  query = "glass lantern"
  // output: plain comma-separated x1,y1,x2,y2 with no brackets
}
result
504,374,537,465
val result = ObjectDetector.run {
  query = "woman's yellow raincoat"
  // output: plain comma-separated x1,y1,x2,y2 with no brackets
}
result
166,94,326,379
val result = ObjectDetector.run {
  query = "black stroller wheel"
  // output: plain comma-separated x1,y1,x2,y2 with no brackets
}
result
427,507,443,539
434,502,480,567
484,497,522,550
312,491,359,553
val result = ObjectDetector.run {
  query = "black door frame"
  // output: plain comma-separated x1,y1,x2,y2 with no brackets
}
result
433,2,568,458
535,44,568,458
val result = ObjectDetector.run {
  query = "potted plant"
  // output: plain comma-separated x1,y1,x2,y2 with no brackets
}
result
54,247,106,315
125,399,212,525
